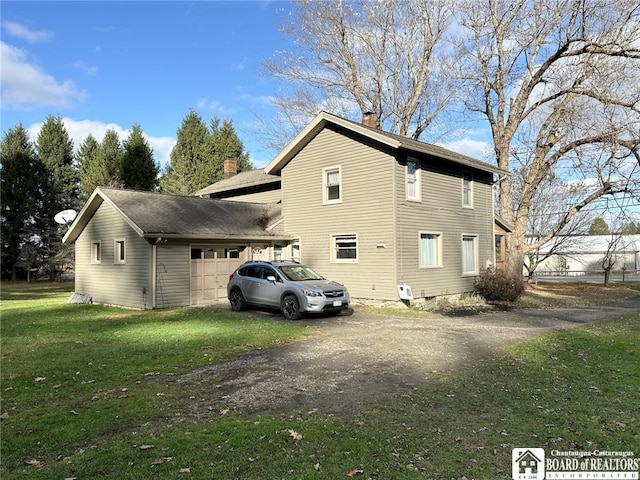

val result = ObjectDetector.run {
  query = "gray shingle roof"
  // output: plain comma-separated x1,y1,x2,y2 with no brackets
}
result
63,187,288,243
194,169,280,196
265,111,509,176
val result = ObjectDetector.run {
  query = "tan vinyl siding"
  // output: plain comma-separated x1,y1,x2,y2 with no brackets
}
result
395,158,495,297
154,242,190,308
75,202,152,308
281,127,398,300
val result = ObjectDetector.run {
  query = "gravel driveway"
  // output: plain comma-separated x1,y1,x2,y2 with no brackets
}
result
176,296,640,418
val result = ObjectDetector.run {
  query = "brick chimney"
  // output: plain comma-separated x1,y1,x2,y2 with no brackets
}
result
224,158,237,179
361,111,379,129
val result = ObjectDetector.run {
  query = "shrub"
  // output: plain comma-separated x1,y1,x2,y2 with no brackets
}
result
474,267,525,302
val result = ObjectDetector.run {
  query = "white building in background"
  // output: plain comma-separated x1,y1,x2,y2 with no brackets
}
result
528,234,640,275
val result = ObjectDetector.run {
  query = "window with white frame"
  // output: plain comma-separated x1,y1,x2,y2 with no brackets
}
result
332,234,357,262
114,239,126,264
419,232,442,267
462,235,478,274
406,158,421,201
323,166,341,204
290,238,301,262
462,171,473,207
91,241,101,264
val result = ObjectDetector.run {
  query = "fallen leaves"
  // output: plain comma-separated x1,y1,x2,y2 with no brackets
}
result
25,459,44,468
346,467,363,477
35,376,46,382
288,429,303,441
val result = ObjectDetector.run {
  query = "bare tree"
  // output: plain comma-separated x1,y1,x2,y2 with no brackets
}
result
456,0,640,277
262,0,457,150
523,174,596,277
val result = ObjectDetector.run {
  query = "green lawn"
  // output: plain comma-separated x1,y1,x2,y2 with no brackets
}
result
1,282,639,479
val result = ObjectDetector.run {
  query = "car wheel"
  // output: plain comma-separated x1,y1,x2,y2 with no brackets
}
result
281,294,301,320
229,289,247,311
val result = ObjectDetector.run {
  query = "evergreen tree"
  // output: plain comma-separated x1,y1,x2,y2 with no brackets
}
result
588,217,610,235
77,134,103,200
206,117,252,184
0,125,47,280
36,115,77,280
161,110,211,194
120,124,158,191
100,128,124,186
621,221,640,234
36,115,78,209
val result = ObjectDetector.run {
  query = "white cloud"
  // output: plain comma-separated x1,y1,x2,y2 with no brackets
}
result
26,118,176,168
71,60,98,76
436,138,493,161
0,41,86,110
230,56,247,71
1,20,52,43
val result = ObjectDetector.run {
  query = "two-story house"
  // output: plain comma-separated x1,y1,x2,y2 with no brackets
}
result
64,111,506,309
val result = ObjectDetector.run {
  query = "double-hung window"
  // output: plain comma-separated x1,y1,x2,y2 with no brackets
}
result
114,239,126,264
323,166,341,204
419,232,442,267
332,234,357,263
462,172,473,208
406,158,421,201
462,235,478,275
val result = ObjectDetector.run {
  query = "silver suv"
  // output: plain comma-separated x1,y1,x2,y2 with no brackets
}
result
227,260,350,320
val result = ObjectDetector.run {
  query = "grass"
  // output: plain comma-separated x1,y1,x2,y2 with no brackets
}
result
1,281,639,479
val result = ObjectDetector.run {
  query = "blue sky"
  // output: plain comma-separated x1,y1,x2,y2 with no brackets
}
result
1,1,296,169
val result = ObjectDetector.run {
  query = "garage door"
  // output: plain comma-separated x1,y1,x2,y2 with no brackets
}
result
190,246,242,306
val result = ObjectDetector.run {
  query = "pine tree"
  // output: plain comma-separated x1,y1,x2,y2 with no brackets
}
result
120,124,158,191
100,128,124,186
588,217,610,235
77,134,102,200
0,125,47,280
206,117,252,184
36,115,77,280
36,115,78,209
161,110,211,194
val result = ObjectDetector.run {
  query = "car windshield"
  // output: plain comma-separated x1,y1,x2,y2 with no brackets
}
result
278,265,325,281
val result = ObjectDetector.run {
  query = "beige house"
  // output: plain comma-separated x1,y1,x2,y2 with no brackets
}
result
64,111,507,309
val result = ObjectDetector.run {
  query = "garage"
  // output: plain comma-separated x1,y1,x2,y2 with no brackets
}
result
190,245,244,305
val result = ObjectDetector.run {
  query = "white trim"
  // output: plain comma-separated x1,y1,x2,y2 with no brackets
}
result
406,157,421,202
114,239,126,264
331,233,358,263
323,165,342,204
462,234,479,275
91,240,101,264
418,231,443,268
462,171,474,208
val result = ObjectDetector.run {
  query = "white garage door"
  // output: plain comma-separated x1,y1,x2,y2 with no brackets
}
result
190,246,242,306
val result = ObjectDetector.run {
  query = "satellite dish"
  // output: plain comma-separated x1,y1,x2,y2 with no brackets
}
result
54,209,77,226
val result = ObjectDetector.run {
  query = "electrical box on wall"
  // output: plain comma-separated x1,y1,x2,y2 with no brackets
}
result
397,284,413,301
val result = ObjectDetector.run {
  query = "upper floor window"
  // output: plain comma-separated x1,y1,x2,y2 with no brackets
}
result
406,158,421,201
419,232,442,267
462,235,478,275
462,172,473,207
114,239,126,264
91,241,101,264
332,233,357,263
323,166,341,204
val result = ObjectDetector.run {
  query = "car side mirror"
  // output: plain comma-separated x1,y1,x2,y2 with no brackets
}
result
266,275,277,284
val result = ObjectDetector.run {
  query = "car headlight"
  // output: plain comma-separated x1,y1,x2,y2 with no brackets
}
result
300,288,322,297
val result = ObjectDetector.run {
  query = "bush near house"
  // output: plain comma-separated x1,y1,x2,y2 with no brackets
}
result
474,267,526,302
